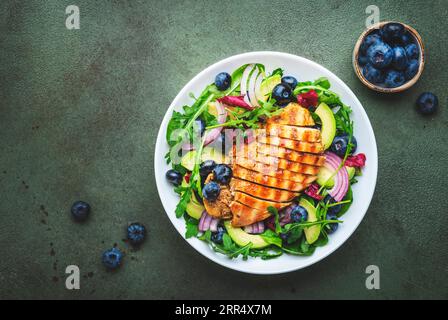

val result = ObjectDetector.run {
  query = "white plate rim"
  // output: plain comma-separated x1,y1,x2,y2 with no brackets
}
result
154,51,378,275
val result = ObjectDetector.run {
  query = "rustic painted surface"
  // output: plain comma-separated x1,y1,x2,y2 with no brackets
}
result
0,0,447,299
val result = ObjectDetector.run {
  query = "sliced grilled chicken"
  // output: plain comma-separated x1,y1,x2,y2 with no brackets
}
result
266,102,315,127
230,179,299,203
262,124,322,142
234,192,291,211
234,141,326,166
230,202,272,227
257,135,324,154
233,157,317,184
256,143,326,166
233,165,307,192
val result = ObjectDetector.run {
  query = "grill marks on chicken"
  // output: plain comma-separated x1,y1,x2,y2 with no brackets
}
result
230,179,299,203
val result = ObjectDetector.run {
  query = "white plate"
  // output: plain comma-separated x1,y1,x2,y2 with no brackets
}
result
154,52,378,274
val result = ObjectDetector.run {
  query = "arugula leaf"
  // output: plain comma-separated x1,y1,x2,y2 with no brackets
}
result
222,233,233,251
185,217,199,239
282,223,303,244
336,187,353,217
175,188,191,218
249,247,283,260
270,68,283,77
260,229,282,247
267,206,282,234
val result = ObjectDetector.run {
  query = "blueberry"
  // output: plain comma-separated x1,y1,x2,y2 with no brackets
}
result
71,201,91,222
380,23,405,44
127,223,146,246
199,160,217,177
215,72,231,91
213,164,233,184
362,64,384,84
399,32,413,45
102,248,123,270
194,119,205,136
166,169,183,186
202,182,221,201
290,205,308,223
405,43,419,60
358,55,369,66
281,76,298,90
330,136,348,157
384,70,406,88
324,195,341,215
416,92,438,115
367,42,393,69
392,46,408,70
360,33,381,54
405,59,419,80
325,213,339,234
211,226,225,244
271,84,292,106
341,133,357,154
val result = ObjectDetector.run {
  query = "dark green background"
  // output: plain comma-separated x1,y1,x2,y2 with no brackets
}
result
1,0,447,300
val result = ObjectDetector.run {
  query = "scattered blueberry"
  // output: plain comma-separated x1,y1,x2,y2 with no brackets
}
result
199,160,217,177
213,164,233,184
211,226,225,244
215,72,231,91
405,43,419,60
384,70,406,88
324,195,342,216
194,118,205,136
330,135,348,157
202,182,221,201
271,83,292,106
281,76,298,90
290,205,308,223
405,59,419,80
127,223,146,246
360,33,381,54
362,64,384,84
325,213,339,234
392,46,408,70
71,201,91,222
102,248,123,270
358,55,369,66
416,92,438,115
367,42,393,69
166,169,183,186
380,23,405,44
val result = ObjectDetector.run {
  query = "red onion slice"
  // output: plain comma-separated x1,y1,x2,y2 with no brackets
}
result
324,152,349,202
203,101,227,147
244,221,265,234
209,217,220,232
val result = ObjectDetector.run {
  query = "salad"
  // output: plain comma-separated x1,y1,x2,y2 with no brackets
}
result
164,63,366,260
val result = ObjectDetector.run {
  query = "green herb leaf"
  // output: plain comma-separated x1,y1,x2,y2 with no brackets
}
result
267,206,282,234
260,229,283,247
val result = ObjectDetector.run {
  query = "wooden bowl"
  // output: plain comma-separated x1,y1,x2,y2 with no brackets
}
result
353,21,425,93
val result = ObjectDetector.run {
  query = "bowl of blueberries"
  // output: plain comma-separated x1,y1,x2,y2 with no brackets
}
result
353,21,424,93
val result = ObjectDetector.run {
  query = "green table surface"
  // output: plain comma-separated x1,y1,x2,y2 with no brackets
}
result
1,0,447,300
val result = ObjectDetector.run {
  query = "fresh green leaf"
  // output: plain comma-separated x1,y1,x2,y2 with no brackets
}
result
260,229,282,247
185,218,199,239
267,206,282,234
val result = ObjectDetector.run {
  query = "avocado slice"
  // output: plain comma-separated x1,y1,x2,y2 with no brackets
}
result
224,221,269,249
315,102,336,150
316,166,356,188
258,74,281,102
299,198,321,244
181,178,204,219
316,167,335,188
180,147,226,171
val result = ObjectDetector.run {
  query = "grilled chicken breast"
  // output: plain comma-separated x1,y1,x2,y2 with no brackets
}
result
204,102,325,227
